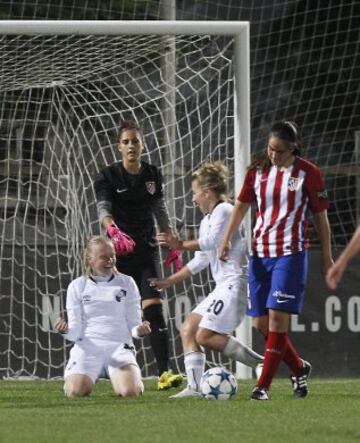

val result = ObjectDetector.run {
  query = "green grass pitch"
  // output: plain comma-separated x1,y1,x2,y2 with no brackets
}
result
0,378,359,443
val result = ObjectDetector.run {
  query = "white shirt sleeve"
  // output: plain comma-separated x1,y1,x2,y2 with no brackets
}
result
124,277,143,339
198,204,229,251
63,278,85,342
186,250,210,275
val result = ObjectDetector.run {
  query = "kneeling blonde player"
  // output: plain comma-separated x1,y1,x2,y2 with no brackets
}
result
55,236,151,398
149,161,263,398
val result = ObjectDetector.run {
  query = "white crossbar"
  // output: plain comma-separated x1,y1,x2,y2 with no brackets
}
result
0,20,248,36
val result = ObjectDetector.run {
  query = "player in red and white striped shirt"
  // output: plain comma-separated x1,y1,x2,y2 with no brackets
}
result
240,147,329,258
219,121,333,400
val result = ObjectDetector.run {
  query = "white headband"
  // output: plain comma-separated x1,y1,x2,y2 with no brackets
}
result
284,121,297,137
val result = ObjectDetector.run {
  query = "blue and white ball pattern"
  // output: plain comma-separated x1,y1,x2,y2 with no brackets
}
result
200,367,238,400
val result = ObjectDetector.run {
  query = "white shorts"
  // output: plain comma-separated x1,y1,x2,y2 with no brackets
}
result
64,338,139,383
192,278,247,335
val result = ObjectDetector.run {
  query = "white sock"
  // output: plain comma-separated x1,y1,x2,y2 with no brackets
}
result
184,351,206,391
223,336,264,368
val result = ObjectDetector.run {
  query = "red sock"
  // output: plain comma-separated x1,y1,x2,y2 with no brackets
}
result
282,335,303,376
259,331,303,376
257,331,287,390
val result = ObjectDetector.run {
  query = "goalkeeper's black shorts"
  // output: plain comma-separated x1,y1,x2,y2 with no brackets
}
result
116,249,162,300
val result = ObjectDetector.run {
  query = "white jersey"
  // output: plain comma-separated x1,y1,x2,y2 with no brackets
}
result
64,273,142,344
186,201,248,285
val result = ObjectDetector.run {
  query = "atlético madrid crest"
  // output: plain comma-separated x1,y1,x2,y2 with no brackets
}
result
146,181,156,195
288,177,303,191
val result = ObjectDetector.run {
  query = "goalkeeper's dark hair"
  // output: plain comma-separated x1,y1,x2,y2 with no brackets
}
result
192,161,229,201
249,120,303,172
83,236,119,276
117,119,144,142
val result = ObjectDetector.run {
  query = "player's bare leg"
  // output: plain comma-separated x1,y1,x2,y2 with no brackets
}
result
64,374,93,398
110,364,144,397
195,327,263,368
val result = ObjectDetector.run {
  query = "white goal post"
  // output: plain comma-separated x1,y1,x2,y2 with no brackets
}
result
0,20,251,379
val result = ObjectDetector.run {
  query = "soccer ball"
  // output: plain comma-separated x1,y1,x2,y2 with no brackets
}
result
200,367,238,400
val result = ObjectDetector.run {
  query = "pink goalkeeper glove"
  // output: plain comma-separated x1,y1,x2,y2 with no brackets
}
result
165,249,183,272
106,224,136,256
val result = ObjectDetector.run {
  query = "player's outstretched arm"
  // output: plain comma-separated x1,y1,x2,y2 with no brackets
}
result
149,265,192,290
157,231,180,249
326,225,360,289
157,232,200,252
313,210,334,276
219,201,250,260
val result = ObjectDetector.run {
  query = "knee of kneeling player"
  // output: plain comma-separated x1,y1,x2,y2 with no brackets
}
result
116,382,144,398
64,375,93,398
65,384,92,398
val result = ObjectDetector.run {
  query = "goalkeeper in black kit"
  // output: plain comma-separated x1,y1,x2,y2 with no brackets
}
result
93,119,183,390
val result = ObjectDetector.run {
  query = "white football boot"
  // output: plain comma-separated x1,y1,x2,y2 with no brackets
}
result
169,386,202,398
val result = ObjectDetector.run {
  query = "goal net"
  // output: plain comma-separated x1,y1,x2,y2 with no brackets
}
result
0,21,249,378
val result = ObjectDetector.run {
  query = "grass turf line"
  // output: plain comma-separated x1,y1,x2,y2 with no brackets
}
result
0,379,359,443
